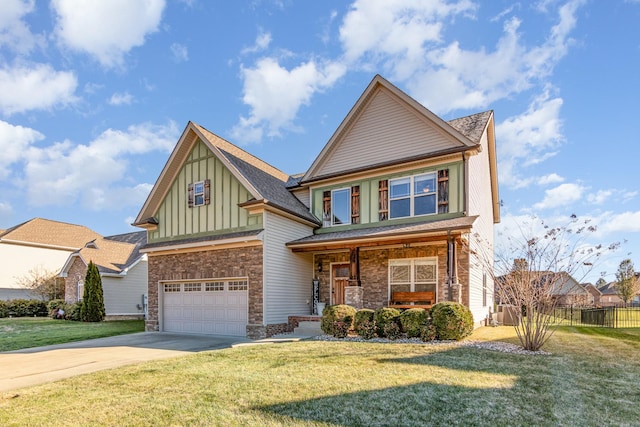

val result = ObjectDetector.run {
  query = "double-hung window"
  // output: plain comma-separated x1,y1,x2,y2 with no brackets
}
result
389,258,437,295
322,186,360,226
389,173,437,219
187,179,210,208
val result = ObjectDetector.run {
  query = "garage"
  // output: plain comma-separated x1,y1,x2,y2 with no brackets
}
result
162,279,248,336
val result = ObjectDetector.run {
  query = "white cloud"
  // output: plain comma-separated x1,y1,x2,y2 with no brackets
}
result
0,0,43,54
108,92,134,106
596,211,640,234
232,58,346,143
170,43,189,62
587,190,613,205
496,89,564,188
0,120,44,178
52,0,166,68
21,121,179,208
0,63,78,115
538,173,564,185
405,0,582,113
533,182,585,210
241,31,272,55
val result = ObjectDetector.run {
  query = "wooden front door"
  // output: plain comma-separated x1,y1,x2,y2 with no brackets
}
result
332,264,350,305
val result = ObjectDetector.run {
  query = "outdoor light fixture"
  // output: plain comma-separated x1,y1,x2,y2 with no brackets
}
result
317,261,323,272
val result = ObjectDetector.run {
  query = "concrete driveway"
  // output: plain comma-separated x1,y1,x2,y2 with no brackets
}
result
0,332,253,393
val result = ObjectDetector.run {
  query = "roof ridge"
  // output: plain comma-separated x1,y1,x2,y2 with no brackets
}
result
193,123,289,182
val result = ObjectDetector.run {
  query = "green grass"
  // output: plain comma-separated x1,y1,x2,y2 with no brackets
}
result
2,326,640,426
0,317,144,351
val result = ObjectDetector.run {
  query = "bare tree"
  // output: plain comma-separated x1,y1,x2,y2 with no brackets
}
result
15,265,65,301
615,259,639,304
471,215,617,351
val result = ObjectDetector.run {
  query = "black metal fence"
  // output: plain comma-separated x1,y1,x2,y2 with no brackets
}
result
553,305,640,328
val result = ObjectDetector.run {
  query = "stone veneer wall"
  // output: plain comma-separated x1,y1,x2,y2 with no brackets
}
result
63,257,86,303
314,242,470,310
146,245,265,339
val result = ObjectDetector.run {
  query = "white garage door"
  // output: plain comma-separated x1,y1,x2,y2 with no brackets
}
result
162,279,248,336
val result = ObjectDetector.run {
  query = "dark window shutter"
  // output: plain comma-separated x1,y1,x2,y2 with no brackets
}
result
351,185,360,224
187,183,194,208
378,180,388,221
322,191,331,227
438,169,449,213
204,179,211,205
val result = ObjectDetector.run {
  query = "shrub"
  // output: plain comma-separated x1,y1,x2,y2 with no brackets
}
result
321,304,357,336
430,302,474,340
354,309,375,331
47,299,68,319
67,302,82,321
383,322,401,340
332,317,352,338
399,308,429,338
0,300,8,318
356,320,376,339
80,261,105,322
374,307,400,337
419,323,437,341
3,299,48,317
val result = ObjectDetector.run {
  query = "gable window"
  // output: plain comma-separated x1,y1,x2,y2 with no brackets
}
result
389,172,436,218
322,186,360,227
187,179,210,208
389,258,437,297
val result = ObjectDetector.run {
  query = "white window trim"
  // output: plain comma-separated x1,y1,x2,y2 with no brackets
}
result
193,180,206,206
388,257,438,298
331,187,351,226
389,172,437,219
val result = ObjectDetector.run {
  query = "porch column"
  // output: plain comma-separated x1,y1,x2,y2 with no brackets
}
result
346,247,363,308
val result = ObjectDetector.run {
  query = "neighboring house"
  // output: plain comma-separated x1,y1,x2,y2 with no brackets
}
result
598,280,640,306
550,273,594,306
59,231,148,319
584,283,602,306
134,75,500,338
0,218,101,300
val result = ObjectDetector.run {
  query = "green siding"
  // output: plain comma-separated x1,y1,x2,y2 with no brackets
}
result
312,161,464,232
148,139,262,244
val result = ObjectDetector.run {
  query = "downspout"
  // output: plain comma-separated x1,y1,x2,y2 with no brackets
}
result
447,230,453,301
462,151,468,215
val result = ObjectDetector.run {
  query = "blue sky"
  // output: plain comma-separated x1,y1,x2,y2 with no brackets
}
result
1,0,638,282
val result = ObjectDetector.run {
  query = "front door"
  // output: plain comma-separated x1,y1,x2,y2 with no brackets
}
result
332,264,350,305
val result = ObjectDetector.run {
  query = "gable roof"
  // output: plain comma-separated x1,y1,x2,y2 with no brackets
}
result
61,231,147,276
302,75,491,183
0,218,102,250
133,122,319,228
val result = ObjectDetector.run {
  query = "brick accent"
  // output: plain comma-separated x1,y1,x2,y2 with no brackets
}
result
314,243,471,311
146,245,263,337
63,257,87,303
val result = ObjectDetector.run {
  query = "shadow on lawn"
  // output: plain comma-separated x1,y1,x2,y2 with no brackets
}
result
255,346,559,426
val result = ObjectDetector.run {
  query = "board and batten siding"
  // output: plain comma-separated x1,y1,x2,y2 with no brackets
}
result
148,139,262,243
312,89,462,178
102,258,148,316
466,129,495,324
262,211,314,325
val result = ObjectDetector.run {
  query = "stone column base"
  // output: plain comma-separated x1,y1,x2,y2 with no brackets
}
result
345,286,364,309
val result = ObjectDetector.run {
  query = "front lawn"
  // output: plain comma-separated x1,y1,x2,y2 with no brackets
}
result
0,318,144,351
1,326,639,426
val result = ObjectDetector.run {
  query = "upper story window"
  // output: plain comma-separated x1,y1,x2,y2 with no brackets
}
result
389,173,437,219
322,186,360,227
187,179,210,208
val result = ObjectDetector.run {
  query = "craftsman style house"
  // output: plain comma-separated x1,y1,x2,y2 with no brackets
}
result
134,75,499,339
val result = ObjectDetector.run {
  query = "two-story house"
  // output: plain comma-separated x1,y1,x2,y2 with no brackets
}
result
134,75,499,339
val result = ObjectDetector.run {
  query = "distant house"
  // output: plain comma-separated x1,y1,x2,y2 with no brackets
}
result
496,270,593,307
584,284,602,306
134,75,500,338
0,218,101,300
59,231,148,319
598,280,640,306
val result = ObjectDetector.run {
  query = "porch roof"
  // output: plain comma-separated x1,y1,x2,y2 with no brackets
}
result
286,216,477,251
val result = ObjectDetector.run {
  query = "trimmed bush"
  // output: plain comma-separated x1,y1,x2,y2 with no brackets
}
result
67,302,82,321
2,299,48,317
354,309,375,331
47,299,68,319
0,300,8,318
419,323,437,341
430,302,474,340
321,304,357,337
399,308,429,338
383,322,401,340
374,307,400,338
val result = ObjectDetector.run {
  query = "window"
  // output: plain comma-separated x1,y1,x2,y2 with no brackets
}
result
77,280,84,302
389,173,436,219
164,283,181,292
184,283,202,292
331,188,350,225
205,281,225,292
389,258,437,296
322,186,360,227
187,179,210,208
228,280,248,291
